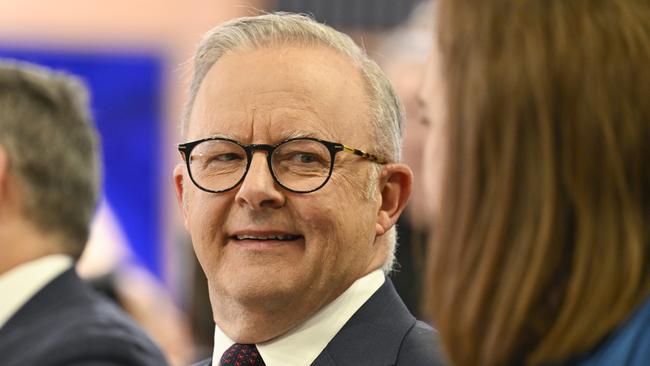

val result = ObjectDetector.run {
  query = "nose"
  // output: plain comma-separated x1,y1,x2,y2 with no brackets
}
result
235,152,285,210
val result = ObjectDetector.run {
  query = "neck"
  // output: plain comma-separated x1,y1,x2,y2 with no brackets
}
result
215,307,296,343
209,272,364,344
0,216,64,276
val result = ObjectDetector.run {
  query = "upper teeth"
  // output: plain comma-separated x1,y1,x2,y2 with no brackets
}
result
236,234,297,240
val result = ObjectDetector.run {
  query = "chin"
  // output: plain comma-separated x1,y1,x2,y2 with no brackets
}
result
220,272,304,307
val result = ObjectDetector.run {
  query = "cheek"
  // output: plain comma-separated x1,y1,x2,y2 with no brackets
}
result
186,193,229,251
298,186,370,261
297,198,339,249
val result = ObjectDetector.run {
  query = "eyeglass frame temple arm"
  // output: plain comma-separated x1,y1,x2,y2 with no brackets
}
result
341,145,387,164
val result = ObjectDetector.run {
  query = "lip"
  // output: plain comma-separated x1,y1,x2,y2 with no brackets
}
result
227,230,304,248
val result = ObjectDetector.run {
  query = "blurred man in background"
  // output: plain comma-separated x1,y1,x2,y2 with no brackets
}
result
0,60,168,366
174,12,443,366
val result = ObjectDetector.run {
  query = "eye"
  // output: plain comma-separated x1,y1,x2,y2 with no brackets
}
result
283,151,329,166
193,152,244,169
273,139,331,171
214,152,243,162
293,152,319,164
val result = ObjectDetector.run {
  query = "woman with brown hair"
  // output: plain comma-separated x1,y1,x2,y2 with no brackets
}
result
421,0,650,365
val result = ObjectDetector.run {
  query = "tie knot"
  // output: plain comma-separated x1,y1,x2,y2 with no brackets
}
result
220,343,265,366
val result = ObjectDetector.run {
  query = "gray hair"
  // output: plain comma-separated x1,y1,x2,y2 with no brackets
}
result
0,59,101,259
182,12,404,273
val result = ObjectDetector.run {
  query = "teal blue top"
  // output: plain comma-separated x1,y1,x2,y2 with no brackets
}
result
570,295,650,365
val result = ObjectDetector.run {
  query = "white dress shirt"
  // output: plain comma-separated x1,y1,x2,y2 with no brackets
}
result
0,255,73,329
212,269,385,366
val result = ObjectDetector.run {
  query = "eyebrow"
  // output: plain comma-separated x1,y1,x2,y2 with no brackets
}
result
283,130,323,140
205,132,239,140
198,130,333,144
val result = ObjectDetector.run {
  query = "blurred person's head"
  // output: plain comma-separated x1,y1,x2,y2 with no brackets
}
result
173,12,412,343
377,0,435,230
0,60,101,274
421,1,650,365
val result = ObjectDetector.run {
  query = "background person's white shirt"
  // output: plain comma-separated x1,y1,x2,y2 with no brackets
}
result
0,254,73,329
212,269,385,366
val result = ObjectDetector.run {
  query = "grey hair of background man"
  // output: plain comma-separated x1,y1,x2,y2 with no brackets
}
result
181,12,405,273
0,59,101,259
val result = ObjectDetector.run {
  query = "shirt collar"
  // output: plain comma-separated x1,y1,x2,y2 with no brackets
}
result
212,269,385,366
0,254,73,329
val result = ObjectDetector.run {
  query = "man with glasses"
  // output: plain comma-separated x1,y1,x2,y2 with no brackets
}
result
174,13,442,366
0,60,168,365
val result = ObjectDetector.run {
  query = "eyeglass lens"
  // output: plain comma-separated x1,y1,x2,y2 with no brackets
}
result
187,139,332,192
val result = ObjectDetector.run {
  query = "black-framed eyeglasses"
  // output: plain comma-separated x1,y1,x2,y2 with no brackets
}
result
178,137,387,194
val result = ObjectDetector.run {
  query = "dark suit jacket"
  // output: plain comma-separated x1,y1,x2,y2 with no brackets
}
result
0,268,168,366
195,278,445,366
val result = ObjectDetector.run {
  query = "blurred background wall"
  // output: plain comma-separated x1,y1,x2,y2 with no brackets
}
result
0,0,431,363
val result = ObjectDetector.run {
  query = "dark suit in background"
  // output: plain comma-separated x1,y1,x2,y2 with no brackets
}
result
0,269,168,366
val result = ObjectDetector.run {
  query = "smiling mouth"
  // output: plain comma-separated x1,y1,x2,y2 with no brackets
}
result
234,234,302,241
229,234,303,249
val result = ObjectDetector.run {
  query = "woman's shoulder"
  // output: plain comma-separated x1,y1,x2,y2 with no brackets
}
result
574,295,650,365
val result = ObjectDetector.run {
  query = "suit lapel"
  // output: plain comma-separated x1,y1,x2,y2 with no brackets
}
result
311,350,337,366
311,278,416,366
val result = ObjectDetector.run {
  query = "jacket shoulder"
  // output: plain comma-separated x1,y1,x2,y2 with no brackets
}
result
313,278,447,366
49,300,169,365
395,320,446,365
0,269,168,366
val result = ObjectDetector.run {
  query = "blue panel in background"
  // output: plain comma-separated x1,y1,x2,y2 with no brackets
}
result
0,47,164,278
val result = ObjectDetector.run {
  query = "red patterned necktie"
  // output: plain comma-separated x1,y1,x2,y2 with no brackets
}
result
220,343,266,366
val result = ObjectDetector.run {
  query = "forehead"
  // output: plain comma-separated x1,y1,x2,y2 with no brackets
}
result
188,45,372,144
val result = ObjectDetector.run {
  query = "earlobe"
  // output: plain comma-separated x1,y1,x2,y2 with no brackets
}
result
375,164,413,236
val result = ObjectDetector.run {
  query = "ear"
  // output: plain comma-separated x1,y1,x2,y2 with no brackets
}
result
173,163,190,230
375,163,413,236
